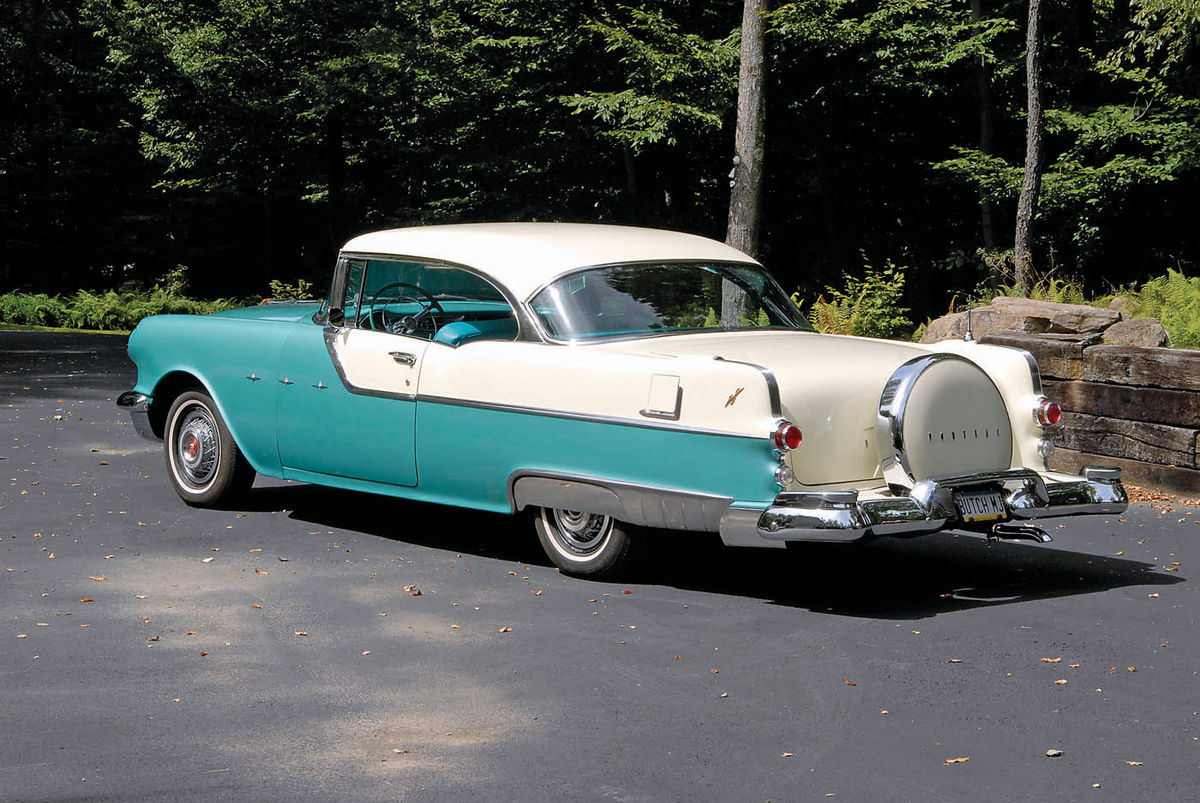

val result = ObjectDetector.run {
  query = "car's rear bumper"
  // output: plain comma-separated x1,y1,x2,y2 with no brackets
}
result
719,466,1127,546
116,390,157,441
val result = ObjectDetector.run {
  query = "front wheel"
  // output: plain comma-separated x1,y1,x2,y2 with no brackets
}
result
164,390,255,506
534,507,633,578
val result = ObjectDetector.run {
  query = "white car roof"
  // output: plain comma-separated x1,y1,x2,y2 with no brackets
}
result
340,222,759,301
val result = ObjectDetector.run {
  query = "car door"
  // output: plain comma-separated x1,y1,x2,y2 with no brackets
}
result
275,323,428,486
274,257,433,487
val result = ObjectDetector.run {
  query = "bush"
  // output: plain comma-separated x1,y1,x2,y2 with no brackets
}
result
796,259,913,339
1123,269,1200,349
267,278,316,301
0,292,68,326
0,288,239,331
994,274,1090,306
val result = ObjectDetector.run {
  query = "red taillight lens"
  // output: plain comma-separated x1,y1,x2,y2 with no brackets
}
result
1036,399,1062,426
772,421,803,451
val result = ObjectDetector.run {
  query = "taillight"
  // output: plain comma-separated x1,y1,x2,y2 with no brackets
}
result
772,420,803,451
1035,398,1062,426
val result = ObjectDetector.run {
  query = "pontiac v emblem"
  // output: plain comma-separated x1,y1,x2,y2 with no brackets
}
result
725,387,744,407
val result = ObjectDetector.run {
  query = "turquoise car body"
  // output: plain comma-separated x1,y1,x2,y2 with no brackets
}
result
126,305,781,516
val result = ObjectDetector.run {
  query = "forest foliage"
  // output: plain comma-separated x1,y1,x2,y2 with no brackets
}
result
2,0,1198,327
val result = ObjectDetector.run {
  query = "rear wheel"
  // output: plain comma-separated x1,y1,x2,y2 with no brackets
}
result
534,507,633,578
164,390,255,506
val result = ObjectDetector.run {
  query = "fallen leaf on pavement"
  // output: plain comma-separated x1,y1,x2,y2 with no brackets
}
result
781,752,794,758
89,576,105,582
294,630,308,637
498,626,512,633
1126,761,1143,766
1054,679,1068,685
1041,657,1062,663
843,678,856,686
1046,749,1064,758
944,757,970,765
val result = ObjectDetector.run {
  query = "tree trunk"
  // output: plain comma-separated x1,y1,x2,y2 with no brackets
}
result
723,0,767,325
1013,0,1045,296
969,0,998,255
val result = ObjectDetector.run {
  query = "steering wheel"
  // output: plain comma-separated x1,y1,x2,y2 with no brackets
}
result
362,282,445,335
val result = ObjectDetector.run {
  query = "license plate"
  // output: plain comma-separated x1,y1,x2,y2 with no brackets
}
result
954,490,1008,522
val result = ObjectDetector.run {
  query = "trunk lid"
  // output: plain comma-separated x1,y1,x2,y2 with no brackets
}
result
612,331,927,485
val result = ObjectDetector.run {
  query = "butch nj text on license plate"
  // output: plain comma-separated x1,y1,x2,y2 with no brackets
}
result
954,490,1007,522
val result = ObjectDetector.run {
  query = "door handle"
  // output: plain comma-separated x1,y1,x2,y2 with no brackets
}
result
389,351,417,366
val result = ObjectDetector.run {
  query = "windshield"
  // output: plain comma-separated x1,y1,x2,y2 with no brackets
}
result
529,261,813,341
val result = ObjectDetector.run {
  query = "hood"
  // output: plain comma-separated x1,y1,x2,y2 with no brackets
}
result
207,302,324,324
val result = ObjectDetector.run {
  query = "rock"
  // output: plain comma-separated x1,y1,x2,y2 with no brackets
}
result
921,297,1122,343
1101,317,1171,347
920,310,971,342
1108,296,1134,316
989,297,1121,334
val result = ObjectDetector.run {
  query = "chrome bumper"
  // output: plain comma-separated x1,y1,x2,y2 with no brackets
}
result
116,391,157,441
719,467,1127,547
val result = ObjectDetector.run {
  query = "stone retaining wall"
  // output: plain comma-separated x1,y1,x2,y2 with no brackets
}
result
978,332,1200,493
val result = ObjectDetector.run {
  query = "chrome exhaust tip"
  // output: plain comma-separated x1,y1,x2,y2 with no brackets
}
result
989,522,1053,544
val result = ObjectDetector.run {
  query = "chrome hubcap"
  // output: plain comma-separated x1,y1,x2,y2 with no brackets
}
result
175,404,218,488
546,509,612,557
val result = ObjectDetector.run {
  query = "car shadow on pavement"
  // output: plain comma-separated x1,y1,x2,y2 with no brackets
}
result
648,531,1183,619
238,482,1181,620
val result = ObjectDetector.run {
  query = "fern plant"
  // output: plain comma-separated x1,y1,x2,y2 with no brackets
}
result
797,260,913,339
1132,269,1200,349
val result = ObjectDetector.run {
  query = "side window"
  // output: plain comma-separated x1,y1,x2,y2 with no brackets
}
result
351,258,517,344
342,259,366,321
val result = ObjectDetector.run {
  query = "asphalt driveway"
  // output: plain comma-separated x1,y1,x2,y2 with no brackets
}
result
2,329,1197,801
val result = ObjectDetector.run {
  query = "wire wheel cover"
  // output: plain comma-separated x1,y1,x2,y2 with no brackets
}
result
174,404,220,488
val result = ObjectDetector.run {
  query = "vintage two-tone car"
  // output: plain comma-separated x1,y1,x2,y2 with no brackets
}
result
118,223,1127,576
